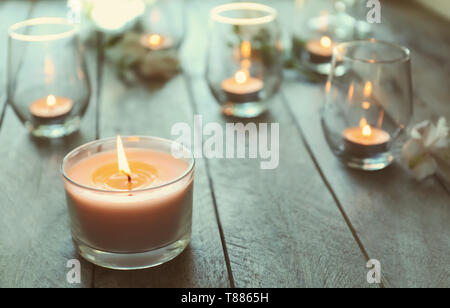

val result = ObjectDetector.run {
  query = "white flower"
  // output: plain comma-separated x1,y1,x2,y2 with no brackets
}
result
86,0,145,33
402,117,449,180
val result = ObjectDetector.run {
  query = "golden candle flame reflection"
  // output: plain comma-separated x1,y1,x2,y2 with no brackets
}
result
360,118,372,137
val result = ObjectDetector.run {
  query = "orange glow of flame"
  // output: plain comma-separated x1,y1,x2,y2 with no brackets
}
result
360,118,372,137
47,94,56,107
116,135,131,179
241,41,252,59
151,9,161,23
148,34,162,46
234,69,249,84
320,36,332,48
347,83,354,101
364,81,373,98
362,101,371,110
44,57,54,76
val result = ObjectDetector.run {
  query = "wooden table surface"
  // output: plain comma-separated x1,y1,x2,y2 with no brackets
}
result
0,0,448,288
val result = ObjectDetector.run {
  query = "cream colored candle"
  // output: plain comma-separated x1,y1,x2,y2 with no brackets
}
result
30,94,73,118
343,118,390,146
221,69,263,95
306,36,336,62
64,138,193,253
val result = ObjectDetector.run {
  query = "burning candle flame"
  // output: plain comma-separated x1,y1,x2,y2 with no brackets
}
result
234,69,249,84
47,95,56,107
148,34,162,46
117,135,131,180
320,36,332,48
360,118,372,137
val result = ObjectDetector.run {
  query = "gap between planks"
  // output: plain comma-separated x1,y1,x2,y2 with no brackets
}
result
183,74,236,288
279,91,386,288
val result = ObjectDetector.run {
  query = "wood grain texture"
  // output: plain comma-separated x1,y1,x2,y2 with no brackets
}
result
92,63,230,288
282,1,450,287
0,0,97,288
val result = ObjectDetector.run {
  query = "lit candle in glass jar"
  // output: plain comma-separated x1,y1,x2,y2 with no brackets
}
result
343,118,391,156
62,136,194,269
29,94,73,119
221,41,263,102
306,36,336,63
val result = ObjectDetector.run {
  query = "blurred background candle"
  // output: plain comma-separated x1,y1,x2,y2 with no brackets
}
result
221,68,264,103
29,94,73,119
140,33,174,51
306,36,335,63
62,136,195,270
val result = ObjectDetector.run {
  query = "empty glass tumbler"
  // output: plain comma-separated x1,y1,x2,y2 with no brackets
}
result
206,3,283,118
322,40,413,170
8,17,91,138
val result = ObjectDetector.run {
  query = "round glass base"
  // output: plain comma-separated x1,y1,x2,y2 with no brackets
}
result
221,101,268,118
305,62,347,77
340,153,394,171
28,117,81,139
73,233,191,270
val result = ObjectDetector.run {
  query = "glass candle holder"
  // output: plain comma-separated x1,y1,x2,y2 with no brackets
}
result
292,0,364,76
8,18,91,138
206,3,283,118
61,136,195,270
322,40,413,171
135,0,185,81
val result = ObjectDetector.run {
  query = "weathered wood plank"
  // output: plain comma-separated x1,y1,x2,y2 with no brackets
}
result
92,64,230,287
282,1,450,287
186,76,372,287
0,0,97,287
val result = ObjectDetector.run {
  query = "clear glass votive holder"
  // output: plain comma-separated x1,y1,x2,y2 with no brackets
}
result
8,18,91,138
61,136,195,270
322,40,413,171
206,3,283,118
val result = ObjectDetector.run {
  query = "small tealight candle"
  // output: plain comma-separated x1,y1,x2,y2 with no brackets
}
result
343,118,391,156
221,69,263,103
29,94,73,119
140,33,174,51
306,36,336,63
62,136,194,269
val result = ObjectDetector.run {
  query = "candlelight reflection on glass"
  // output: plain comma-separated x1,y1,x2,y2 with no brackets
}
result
7,18,91,138
322,40,413,170
207,3,282,118
62,136,195,270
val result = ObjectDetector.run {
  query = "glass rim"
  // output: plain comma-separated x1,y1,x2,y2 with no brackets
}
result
210,2,277,26
334,39,411,64
61,136,195,194
9,17,79,42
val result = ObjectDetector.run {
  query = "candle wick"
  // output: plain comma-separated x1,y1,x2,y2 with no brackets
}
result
127,175,132,191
